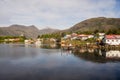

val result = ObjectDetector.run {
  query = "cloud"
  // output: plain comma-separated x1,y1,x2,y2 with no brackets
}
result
0,0,119,29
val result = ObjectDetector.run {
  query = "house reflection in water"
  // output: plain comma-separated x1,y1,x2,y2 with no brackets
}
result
73,48,120,63
99,49,120,59
106,50,120,58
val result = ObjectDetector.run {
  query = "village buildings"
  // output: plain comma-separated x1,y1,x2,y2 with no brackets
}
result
63,33,120,45
63,33,94,40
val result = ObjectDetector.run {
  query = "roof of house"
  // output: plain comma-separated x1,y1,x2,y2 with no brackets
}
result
106,35,120,39
78,34,88,37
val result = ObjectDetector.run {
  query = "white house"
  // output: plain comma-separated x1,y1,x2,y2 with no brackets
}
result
78,34,88,40
35,39,41,46
71,33,78,40
88,35,94,38
105,35,120,45
64,35,71,39
99,33,105,39
71,33,78,37
24,39,33,44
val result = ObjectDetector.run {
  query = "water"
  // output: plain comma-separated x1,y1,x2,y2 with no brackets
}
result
0,44,120,80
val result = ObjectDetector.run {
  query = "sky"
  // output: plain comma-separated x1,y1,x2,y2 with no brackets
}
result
0,0,120,30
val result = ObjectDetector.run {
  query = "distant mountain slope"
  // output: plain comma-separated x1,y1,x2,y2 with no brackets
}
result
68,17,120,33
0,24,40,38
1,17,120,38
0,24,60,38
39,27,60,34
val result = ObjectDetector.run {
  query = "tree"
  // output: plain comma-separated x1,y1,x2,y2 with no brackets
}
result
37,35,41,38
94,29,99,34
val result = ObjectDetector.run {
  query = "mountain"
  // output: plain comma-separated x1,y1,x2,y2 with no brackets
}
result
0,24,40,38
1,17,120,38
0,24,60,38
67,17,120,33
39,27,60,34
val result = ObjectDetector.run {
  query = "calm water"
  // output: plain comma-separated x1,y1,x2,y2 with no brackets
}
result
0,44,120,80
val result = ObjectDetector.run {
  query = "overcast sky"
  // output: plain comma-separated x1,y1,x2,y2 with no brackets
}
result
0,0,120,29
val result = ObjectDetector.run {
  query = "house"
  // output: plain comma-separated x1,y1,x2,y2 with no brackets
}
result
64,35,71,39
4,38,20,42
71,33,78,37
63,33,78,40
88,35,94,38
98,33,105,39
63,33,94,41
24,39,34,44
70,33,78,40
105,35,120,45
35,39,41,46
50,38,56,42
78,34,89,40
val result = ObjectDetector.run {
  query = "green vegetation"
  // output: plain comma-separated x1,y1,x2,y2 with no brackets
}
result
76,31,93,34
75,29,120,35
106,29,120,34
86,38,95,43
0,36,26,43
39,32,62,39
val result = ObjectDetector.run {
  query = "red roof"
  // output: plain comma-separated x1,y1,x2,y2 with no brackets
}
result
106,35,120,39
78,34,88,37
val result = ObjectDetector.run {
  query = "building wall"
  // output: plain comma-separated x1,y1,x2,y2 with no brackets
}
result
81,36,88,40
106,39,120,45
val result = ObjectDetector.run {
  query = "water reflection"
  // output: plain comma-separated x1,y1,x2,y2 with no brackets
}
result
0,44,62,60
4,43,61,49
106,51,120,58
0,44,120,80
73,48,120,63
40,43,61,49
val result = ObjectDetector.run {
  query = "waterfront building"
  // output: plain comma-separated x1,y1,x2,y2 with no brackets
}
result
98,33,105,39
105,35,120,45
35,39,41,46
78,34,89,40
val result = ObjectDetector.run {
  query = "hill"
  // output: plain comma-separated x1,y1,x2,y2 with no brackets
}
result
0,24,60,38
39,27,60,34
67,17,120,33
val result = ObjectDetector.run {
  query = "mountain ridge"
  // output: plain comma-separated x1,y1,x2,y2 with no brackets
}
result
67,17,120,33
1,17,120,38
0,24,60,38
